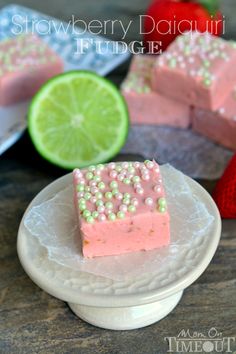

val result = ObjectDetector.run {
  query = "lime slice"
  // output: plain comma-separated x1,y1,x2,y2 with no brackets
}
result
28,71,129,169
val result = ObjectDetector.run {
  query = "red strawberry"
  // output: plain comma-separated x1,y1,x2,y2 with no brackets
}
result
143,0,223,52
212,155,236,219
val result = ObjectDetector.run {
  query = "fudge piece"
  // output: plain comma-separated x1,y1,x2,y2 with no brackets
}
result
152,32,236,111
192,86,236,151
0,34,64,105
73,160,170,258
121,55,190,128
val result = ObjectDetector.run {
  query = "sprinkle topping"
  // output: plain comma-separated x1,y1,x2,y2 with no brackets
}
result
155,32,236,88
74,161,167,223
121,55,155,94
0,34,59,76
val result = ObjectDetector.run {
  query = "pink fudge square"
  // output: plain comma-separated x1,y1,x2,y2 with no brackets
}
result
0,34,64,106
121,55,190,128
152,32,236,111
73,161,170,258
192,86,236,151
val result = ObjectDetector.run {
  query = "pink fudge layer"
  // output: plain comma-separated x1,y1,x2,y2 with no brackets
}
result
152,32,236,111
192,86,236,151
121,55,190,128
0,34,64,105
73,161,170,258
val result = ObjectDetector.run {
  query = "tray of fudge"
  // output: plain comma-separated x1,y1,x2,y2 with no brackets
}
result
0,4,129,155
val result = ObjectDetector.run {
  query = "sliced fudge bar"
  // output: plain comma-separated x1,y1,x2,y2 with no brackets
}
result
121,54,190,128
192,86,236,151
152,32,236,111
0,34,64,105
73,161,170,258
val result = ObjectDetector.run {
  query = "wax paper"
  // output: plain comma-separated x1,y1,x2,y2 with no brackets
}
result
24,165,215,280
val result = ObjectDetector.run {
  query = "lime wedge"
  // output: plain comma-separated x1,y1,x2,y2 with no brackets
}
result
28,71,129,169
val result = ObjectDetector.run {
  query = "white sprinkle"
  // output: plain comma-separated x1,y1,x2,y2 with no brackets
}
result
98,214,106,222
97,205,105,213
77,192,84,198
117,174,124,181
134,162,140,168
90,196,97,204
218,107,225,115
91,187,98,195
110,170,118,179
145,197,153,206
126,172,134,179
108,162,116,170
146,161,154,169
94,169,101,176
134,182,142,189
105,209,112,215
190,69,196,77
89,180,97,187
119,204,128,212
78,179,85,185
136,187,144,195
121,162,129,169
131,198,139,206
115,193,123,200
142,174,150,181
177,55,183,62
154,185,161,193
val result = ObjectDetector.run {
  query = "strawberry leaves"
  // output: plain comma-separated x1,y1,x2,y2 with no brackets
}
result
197,0,220,16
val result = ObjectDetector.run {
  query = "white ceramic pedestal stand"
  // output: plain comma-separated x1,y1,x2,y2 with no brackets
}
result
17,173,221,330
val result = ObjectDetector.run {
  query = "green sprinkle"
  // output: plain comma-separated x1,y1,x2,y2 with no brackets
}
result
105,192,113,200
123,198,130,205
158,206,166,213
128,166,135,174
97,164,104,170
86,172,93,180
93,175,101,183
85,186,90,192
98,182,105,190
92,211,99,219
108,213,116,221
117,211,125,219
203,78,212,87
95,192,103,199
83,210,91,218
168,58,177,68
128,205,136,213
124,193,131,199
79,203,86,211
158,197,167,208
110,181,118,189
142,85,151,94
123,178,131,185
132,175,140,183
203,60,210,68
115,165,122,172
184,46,191,56
79,198,86,204
88,165,96,171
96,200,103,207
230,41,236,49
105,202,113,210
87,216,94,224
112,188,119,196
76,184,84,192
84,192,91,200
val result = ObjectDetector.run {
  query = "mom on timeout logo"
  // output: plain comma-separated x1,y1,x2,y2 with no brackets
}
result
165,327,236,353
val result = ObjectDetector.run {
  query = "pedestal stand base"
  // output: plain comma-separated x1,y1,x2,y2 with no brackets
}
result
68,290,183,330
